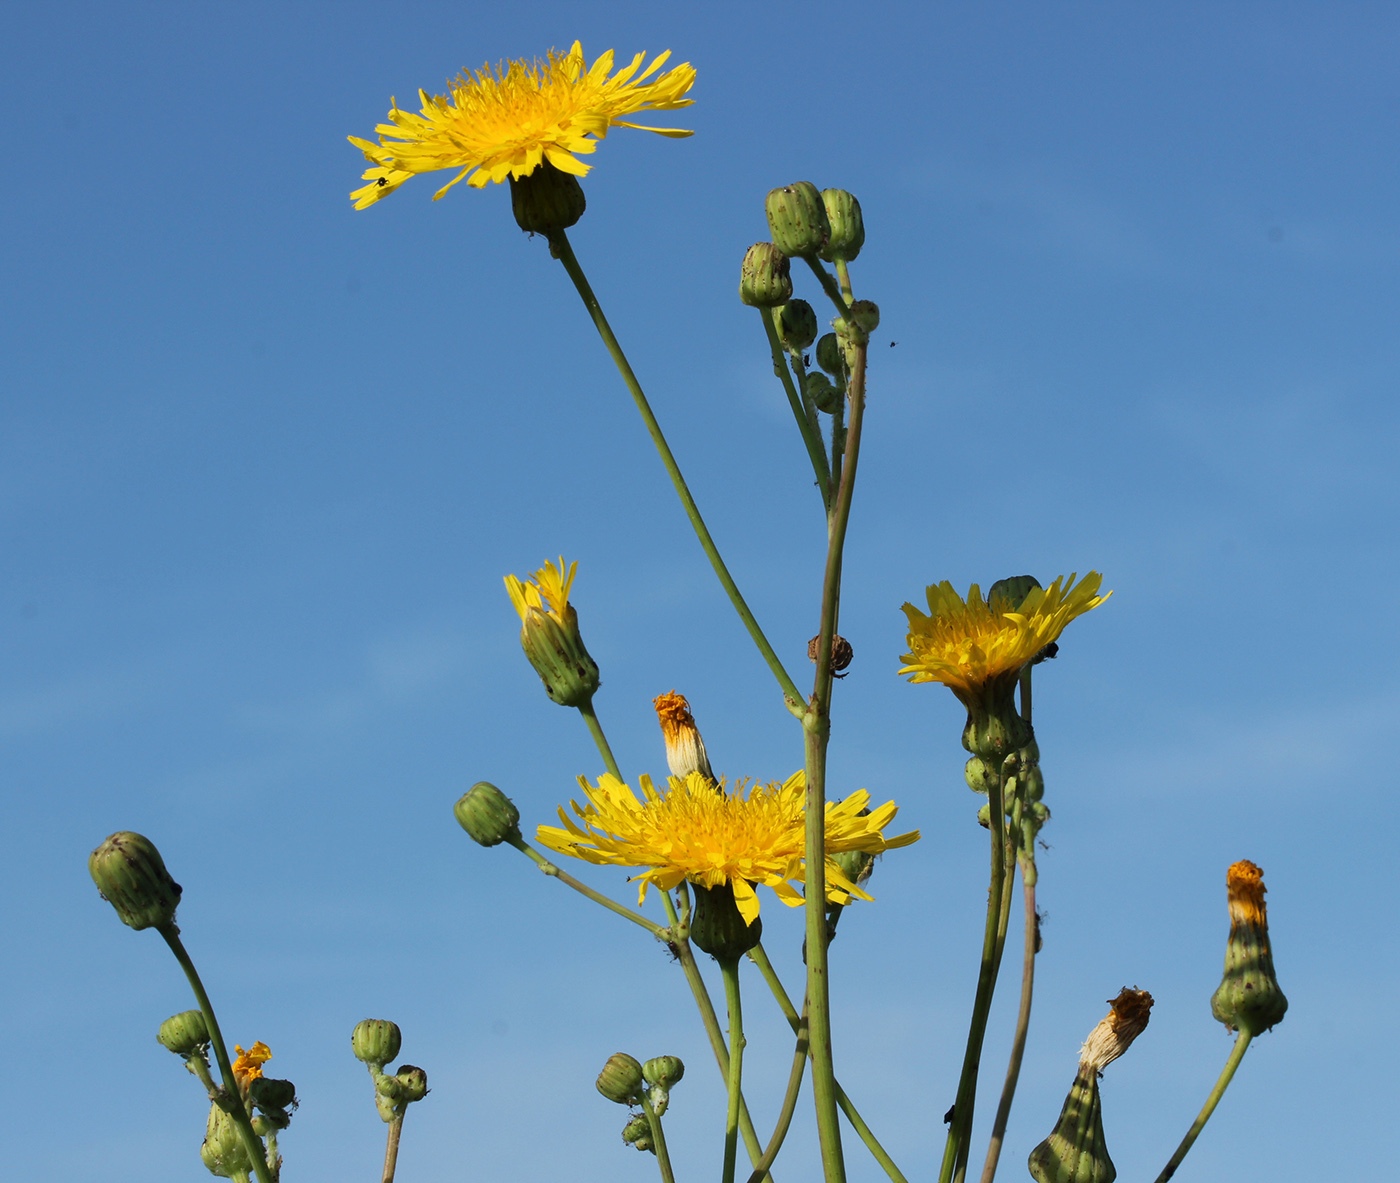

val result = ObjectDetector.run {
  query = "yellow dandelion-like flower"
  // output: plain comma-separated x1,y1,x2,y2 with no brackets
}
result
504,555,576,626
232,1041,272,1086
349,42,696,209
503,557,599,707
899,573,1110,703
538,770,919,926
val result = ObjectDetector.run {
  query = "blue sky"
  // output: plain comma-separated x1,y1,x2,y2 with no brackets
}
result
3,2,1396,1179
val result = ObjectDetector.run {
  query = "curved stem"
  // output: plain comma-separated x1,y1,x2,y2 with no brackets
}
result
834,259,854,306
720,958,746,1183
577,700,622,780
507,838,668,938
381,1114,404,1183
158,925,274,1183
550,230,804,716
759,308,831,505
804,256,852,318
640,1089,677,1183
745,1006,809,1183
1152,1031,1254,1182
979,874,1038,1183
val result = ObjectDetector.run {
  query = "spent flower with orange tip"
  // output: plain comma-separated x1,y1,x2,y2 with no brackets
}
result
653,690,715,782
349,42,695,209
1212,859,1288,1034
232,1041,272,1086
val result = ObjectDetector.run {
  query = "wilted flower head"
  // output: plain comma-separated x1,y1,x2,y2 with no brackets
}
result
349,43,695,208
653,691,715,782
1211,860,1288,1034
232,1041,272,1087
538,770,919,925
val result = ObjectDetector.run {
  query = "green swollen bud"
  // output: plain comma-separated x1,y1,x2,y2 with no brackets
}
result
89,831,182,931
352,1018,403,1068
622,1113,655,1154
1211,861,1288,1035
642,1056,684,1088
1027,1066,1115,1183
848,299,880,335
805,372,842,415
776,300,818,351
394,1065,429,1103
832,846,875,889
739,243,792,308
454,783,522,848
200,1102,251,1178
819,189,865,263
988,574,1042,611
509,160,586,237
765,181,830,258
251,1108,291,1135
249,1076,297,1111
688,881,762,963
815,332,845,377
521,610,599,707
596,1052,644,1104
376,1074,405,1102
158,1010,209,1055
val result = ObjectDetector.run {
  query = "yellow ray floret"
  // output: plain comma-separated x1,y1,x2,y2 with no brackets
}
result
232,1041,272,1085
504,556,576,626
349,42,696,209
538,771,919,925
899,573,1110,700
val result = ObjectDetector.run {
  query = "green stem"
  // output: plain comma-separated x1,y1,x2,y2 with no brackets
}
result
760,308,831,506
748,945,908,1183
185,1052,220,1100
720,958,746,1183
158,925,274,1183
939,756,1012,1183
381,1114,404,1183
744,1006,809,1183
640,1089,677,1183
578,699,622,780
1152,1031,1254,1183
978,874,1038,1183
804,256,852,318
550,230,805,716
834,259,855,306
507,838,669,939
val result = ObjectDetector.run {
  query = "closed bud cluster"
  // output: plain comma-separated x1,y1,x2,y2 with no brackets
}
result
1211,861,1288,1035
642,1054,685,1117
621,1112,654,1154
815,332,845,377
89,831,182,931
158,1010,210,1056
805,372,842,414
454,782,523,847
249,1076,297,1132
765,181,830,258
739,243,792,308
509,160,586,237
596,1052,645,1105
819,189,865,263
776,300,819,351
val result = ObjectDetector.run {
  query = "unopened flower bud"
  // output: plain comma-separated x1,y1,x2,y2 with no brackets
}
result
1211,861,1288,1035
819,189,865,263
688,881,762,963
454,782,523,847
509,160,586,236
805,372,842,414
201,1102,250,1177
848,299,880,336
352,1018,403,1068
249,1077,297,1111
765,181,830,258
652,691,715,783
815,332,845,377
394,1064,429,1103
596,1052,645,1104
832,846,875,889
89,831,182,931
252,1109,291,1135
739,243,793,308
776,300,819,351
622,1113,654,1153
988,574,1042,610
642,1055,685,1088
158,1010,209,1055
504,558,600,708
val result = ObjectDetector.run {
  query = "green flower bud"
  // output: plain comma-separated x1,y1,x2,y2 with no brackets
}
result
776,300,818,351
596,1052,644,1104
454,783,522,848
805,372,842,415
1027,1066,1115,1183
505,558,600,708
688,881,762,963
815,332,845,377
1211,861,1288,1035
765,181,830,259
988,574,1042,611
200,1102,251,1178
251,1108,291,1134
88,831,182,931
249,1076,297,1111
351,1018,403,1068
642,1056,685,1088
848,299,880,335
739,243,793,308
394,1064,429,1103
376,1074,405,1102
819,189,865,263
158,1009,209,1055
622,1113,654,1153
509,160,586,237
832,846,875,889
